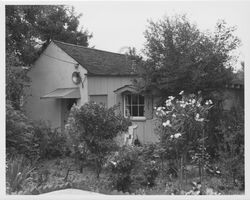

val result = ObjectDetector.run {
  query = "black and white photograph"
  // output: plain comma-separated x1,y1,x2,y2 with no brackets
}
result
2,0,249,198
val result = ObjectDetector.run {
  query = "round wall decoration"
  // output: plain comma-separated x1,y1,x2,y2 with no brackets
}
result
72,71,81,85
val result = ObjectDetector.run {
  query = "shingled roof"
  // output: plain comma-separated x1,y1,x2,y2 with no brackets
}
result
52,40,136,76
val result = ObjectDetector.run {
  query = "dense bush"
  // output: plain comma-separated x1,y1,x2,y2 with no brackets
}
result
6,101,36,158
107,145,160,193
216,104,244,189
65,102,131,178
107,146,140,192
31,121,69,159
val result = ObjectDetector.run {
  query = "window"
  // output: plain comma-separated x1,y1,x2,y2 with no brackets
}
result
124,94,145,117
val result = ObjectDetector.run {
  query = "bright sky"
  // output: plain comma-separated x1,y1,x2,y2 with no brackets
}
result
72,1,250,65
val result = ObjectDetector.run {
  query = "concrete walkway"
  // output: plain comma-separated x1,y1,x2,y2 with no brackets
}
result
40,189,105,195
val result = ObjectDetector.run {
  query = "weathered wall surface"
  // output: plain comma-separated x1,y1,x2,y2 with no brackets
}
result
24,42,88,129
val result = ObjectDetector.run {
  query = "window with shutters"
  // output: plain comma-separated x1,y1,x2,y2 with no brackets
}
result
124,94,145,119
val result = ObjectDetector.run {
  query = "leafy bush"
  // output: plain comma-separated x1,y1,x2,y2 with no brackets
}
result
107,145,160,192
107,146,141,192
6,101,36,158
31,121,69,159
65,102,131,178
6,155,35,193
216,105,244,189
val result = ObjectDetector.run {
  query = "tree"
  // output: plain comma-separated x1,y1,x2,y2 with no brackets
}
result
6,5,92,64
135,15,240,97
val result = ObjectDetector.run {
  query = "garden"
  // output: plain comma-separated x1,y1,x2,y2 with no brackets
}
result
6,5,244,195
6,91,244,195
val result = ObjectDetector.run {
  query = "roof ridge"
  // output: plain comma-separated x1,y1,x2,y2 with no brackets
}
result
52,40,127,57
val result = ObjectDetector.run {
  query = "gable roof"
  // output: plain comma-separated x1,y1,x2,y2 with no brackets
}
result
52,40,137,76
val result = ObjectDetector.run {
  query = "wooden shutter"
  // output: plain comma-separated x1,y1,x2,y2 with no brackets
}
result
144,95,153,119
115,93,123,115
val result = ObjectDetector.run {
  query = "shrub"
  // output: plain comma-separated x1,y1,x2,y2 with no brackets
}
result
6,101,36,158
6,155,35,193
107,146,141,192
107,145,161,192
31,121,69,159
216,104,244,189
65,102,131,178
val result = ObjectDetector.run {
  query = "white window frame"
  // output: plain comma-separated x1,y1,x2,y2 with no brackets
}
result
123,93,146,121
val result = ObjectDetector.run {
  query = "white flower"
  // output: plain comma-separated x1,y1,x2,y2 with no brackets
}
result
195,113,204,122
110,161,117,167
174,133,182,138
180,103,186,108
163,120,172,127
191,99,196,104
165,100,172,107
196,102,201,107
170,135,174,139
157,107,162,111
205,100,213,105
168,96,175,100
179,91,184,95
172,114,176,118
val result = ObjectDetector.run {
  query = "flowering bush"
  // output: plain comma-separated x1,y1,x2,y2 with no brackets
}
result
155,91,213,180
65,102,131,178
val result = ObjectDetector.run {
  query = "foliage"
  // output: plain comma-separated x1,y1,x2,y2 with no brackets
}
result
135,14,240,96
155,91,212,161
31,121,69,159
107,145,160,193
216,104,244,189
65,102,131,178
6,50,30,110
6,101,36,158
6,5,92,64
107,146,140,192
6,155,35,193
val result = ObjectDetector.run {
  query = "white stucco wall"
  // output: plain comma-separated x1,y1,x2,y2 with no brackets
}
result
24,42,88,129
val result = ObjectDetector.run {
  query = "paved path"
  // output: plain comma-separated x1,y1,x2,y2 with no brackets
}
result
40,189,105,195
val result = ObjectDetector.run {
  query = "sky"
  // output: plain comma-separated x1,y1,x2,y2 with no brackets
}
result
71,1,250,65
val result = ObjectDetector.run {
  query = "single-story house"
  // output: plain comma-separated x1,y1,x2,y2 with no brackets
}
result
24,40,244,145
24,40,159,144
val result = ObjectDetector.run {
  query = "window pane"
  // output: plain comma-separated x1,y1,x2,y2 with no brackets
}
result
139,106,144,116
132,95,138,104
139,95,144,104
132,105,138,116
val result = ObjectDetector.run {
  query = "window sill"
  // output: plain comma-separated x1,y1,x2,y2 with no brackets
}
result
130,116,147,121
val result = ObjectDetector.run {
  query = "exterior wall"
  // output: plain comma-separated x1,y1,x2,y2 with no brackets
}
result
87,76,159,144
24,42,88,129
87,76,133,108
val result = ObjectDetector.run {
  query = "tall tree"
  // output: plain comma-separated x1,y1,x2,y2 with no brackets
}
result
135,15,240,97
6,5,92,64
